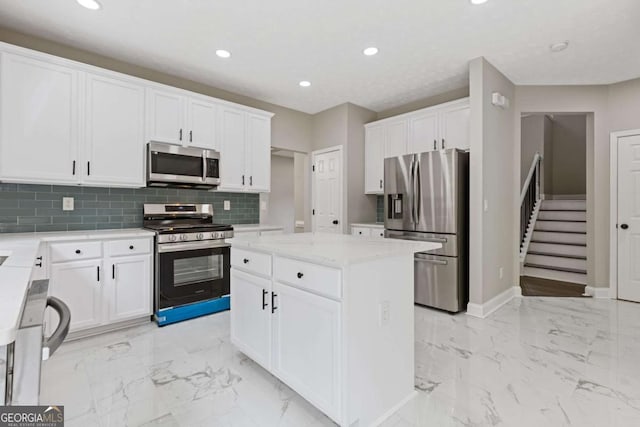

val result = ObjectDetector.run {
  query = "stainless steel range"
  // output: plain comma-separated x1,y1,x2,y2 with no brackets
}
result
143,204,233,326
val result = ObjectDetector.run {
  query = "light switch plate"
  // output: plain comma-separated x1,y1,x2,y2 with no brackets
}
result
62,197,74,211
224,200,231,211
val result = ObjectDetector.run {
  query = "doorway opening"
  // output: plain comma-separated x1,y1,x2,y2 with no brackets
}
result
519,113,589,297
260,148,309,233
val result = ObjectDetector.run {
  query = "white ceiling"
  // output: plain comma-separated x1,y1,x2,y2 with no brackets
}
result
0,0,638,114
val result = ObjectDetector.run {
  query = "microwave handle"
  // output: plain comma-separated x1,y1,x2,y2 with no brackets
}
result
202,152,207,182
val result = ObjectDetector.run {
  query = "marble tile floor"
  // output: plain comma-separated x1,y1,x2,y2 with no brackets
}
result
41,297,640,427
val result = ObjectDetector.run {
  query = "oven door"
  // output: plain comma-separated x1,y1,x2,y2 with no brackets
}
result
157,241,230,310
148,142,220,186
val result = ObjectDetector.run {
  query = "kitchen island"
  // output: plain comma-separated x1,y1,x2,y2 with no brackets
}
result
229,233,440,426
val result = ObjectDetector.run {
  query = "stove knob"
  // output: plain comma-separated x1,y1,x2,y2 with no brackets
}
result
217,232,224,239
196,233,204,240
180,234,188,241
168,235,177,242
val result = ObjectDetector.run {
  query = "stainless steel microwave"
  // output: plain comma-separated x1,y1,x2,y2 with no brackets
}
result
147,142,220,189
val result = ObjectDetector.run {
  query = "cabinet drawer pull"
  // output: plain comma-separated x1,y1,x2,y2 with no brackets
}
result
271,292,278,313
262,289,268,310
243,258,249,264
297,272,304,279
129,245,134,250
75,249,81,254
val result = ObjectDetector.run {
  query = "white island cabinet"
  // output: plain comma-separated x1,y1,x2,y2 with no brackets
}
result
230,233,441,426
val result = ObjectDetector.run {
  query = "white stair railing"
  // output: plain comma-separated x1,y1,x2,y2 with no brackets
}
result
520,153,542,255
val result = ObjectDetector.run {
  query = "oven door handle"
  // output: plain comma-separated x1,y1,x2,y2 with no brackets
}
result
202,151,207,182
157,241,231,253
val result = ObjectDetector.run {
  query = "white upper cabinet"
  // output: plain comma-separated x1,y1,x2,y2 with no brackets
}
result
364,125,385,194
219,106,273,193
219,106,246,191
245,113,271,192
146,88,185,145
0,52,79,183
364,97,469,194
408,110,439,153
439,101,471,150
187,97,218,150
384,120,408,158
0,43,273,191
84,72,145,186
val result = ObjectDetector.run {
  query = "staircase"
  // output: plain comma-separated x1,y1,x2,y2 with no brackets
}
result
523,200,587,285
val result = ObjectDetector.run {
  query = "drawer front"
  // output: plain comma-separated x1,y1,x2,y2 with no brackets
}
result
274,256,342,300
231,248,271,277
371,228,385,238
50,241,102,263
351,227,371,237
105,238,152,257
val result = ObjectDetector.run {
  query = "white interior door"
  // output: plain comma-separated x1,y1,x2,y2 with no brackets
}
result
617,133,640,302
312,147,343,233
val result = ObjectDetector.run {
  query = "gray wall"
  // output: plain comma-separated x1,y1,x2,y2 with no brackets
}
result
469,57,517,306
608,77,640,133
548,115,587,196
0,27,313,154
520,115,546,188
0,184,259,233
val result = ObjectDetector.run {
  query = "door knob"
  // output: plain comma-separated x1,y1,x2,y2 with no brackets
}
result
332,220,339,225
620,224,629,230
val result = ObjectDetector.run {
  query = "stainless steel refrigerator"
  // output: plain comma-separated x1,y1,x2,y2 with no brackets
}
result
384,149,469,312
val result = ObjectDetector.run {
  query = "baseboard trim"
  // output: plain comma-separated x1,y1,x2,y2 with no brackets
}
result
585,286,610,298
370,390,417,427
466,286,521,318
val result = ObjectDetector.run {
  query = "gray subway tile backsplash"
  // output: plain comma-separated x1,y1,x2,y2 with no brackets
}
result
376,195,384,223
0,183,259,233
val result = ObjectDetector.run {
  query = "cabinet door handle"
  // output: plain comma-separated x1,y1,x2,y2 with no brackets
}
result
112,264,115,279
129,245,134,250
179,128,183,141
271,292,278,313
433,140,436,150
242,175,245,185
97,266,100,282
189,130,193,142
87,161,91,176
262,289,268,310
297,272,304,279
75,249,81,254
72,160,76,176
250,176,253,186
442,138,445,150
243,258,249,264
379,179,383,189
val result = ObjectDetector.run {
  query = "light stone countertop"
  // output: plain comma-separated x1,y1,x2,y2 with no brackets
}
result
350,222,385,229
0,228,155,346
231,232,440,268
232,224,285,233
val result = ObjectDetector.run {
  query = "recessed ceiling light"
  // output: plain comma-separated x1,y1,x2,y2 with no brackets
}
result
299,81,311,88
76,0,101,10
363,47,379,56
550,41,569,53
470,0,488,4
215,49,232,59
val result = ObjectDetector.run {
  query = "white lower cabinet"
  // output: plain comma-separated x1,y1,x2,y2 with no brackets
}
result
271,281,341,419
49,259,103,332
47,236,153,336
230,269,272,369
107,255,152,323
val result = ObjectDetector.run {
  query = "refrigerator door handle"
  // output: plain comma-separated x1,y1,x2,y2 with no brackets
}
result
415,159,422,222
409,157,416,224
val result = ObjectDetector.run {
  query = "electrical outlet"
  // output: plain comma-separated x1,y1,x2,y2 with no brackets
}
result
484,199,489,212
499,267,504,280
379,301,390,326
224,200,231,211
62,197,74,211
260,201,267,211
